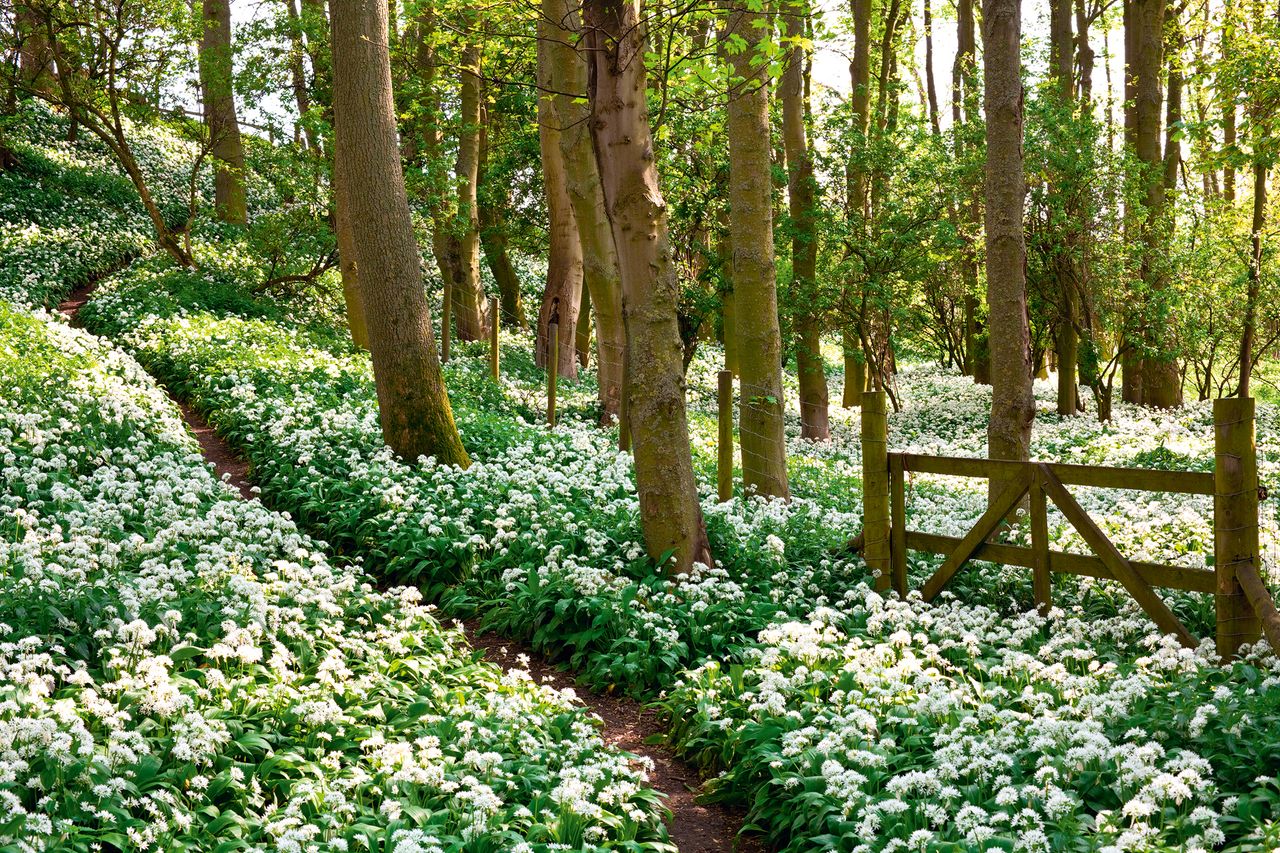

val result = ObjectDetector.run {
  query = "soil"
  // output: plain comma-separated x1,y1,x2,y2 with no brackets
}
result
58,281,254,500
57,278,766,852
461,621,766,853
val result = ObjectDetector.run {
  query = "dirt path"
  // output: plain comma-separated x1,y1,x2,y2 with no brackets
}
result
58,281,254,500
58,279,764,851
463,620,765,853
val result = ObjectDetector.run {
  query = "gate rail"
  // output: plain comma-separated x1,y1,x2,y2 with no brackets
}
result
859,391,1277,659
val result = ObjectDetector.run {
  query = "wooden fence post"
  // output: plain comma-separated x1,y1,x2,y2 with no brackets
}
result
1215,396,1261,659
1029,467,1052,615
441,281,452,363
547,322,558,428
489,296,499,380
718,370,734,502
862,390,891,593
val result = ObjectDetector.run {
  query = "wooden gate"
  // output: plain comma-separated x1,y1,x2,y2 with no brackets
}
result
859,391,1279,659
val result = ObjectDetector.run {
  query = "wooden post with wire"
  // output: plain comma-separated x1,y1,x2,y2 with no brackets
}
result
1215,396,1262,659
718,370,734,502
440,281,452,363
862,390,891,593
547,323,558,428
488,296,499,380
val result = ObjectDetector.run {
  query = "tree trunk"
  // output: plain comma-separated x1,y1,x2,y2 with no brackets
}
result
333,153,369,348
414,9,462,326
842,0,871,403
584,0,712,573
16,3,54,95
284,0,319,150
576,283,592,368
535,36,583,380
724,0,789,498
330,0,468,466
1238,164,1267,397
1133,0,1181,408
543,0,626,423
782,0,829,441
1050,0,1079,416
199,0,248,224
453,43,487,342
983,0,1035,501
923,0,941,135
478,201,527,329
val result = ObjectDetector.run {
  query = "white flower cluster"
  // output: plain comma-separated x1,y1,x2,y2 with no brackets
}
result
0,301,669,849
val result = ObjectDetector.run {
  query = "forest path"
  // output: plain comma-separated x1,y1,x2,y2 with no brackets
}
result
58,280,253,499
57,279,764,853
462,620,765,853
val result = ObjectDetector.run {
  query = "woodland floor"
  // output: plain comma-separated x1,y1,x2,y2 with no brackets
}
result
57,279,763,853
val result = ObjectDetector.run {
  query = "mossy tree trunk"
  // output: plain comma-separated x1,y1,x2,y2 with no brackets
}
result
782,0,829,441
535,33,583,380
331,0,468,467
584,0,712,573
199,0,248,224
724,0,789,498
544,0,626,422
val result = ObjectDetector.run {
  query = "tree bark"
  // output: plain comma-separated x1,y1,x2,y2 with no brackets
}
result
782,0,829,441
1237,162,1266,397
199,0,248,224
1133,0,1181,407
923,0,941,135
584,0,712,573
332,152,369,348
330,0,468,466
724,0,789,497
842,0,872,403
543,0,626,422
453,42,487,342
1050,0,1079,416
284,0,319,150
983,0,1035,501
535,34,584,380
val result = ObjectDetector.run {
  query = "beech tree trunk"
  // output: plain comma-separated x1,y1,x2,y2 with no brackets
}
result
1238,166,1267,396
284,0,319,150
1050,0,1078,416
842,0,871,405
332,152,369,348
330,0,468,467
724,0,789,497
535,34,583,380
544,0,627,422
16,3,53,95
199,0,248,224
478,200,527,328
1132,0,1181,408
584,0,712,573
983,0,1035,500
782,0,829,440
453,42,487,342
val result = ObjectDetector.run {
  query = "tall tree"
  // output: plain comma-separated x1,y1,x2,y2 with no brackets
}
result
584,0,712,572
843,0,871,404
782,0,829,441
331,0,468,466
983,0,1034,496
724,0,790,496
284,0,319,150
543,0,626,423
199,0,248,224
1050,0,1079,416
452,41,488,342
1130,0,1182,407
535,31,583,379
